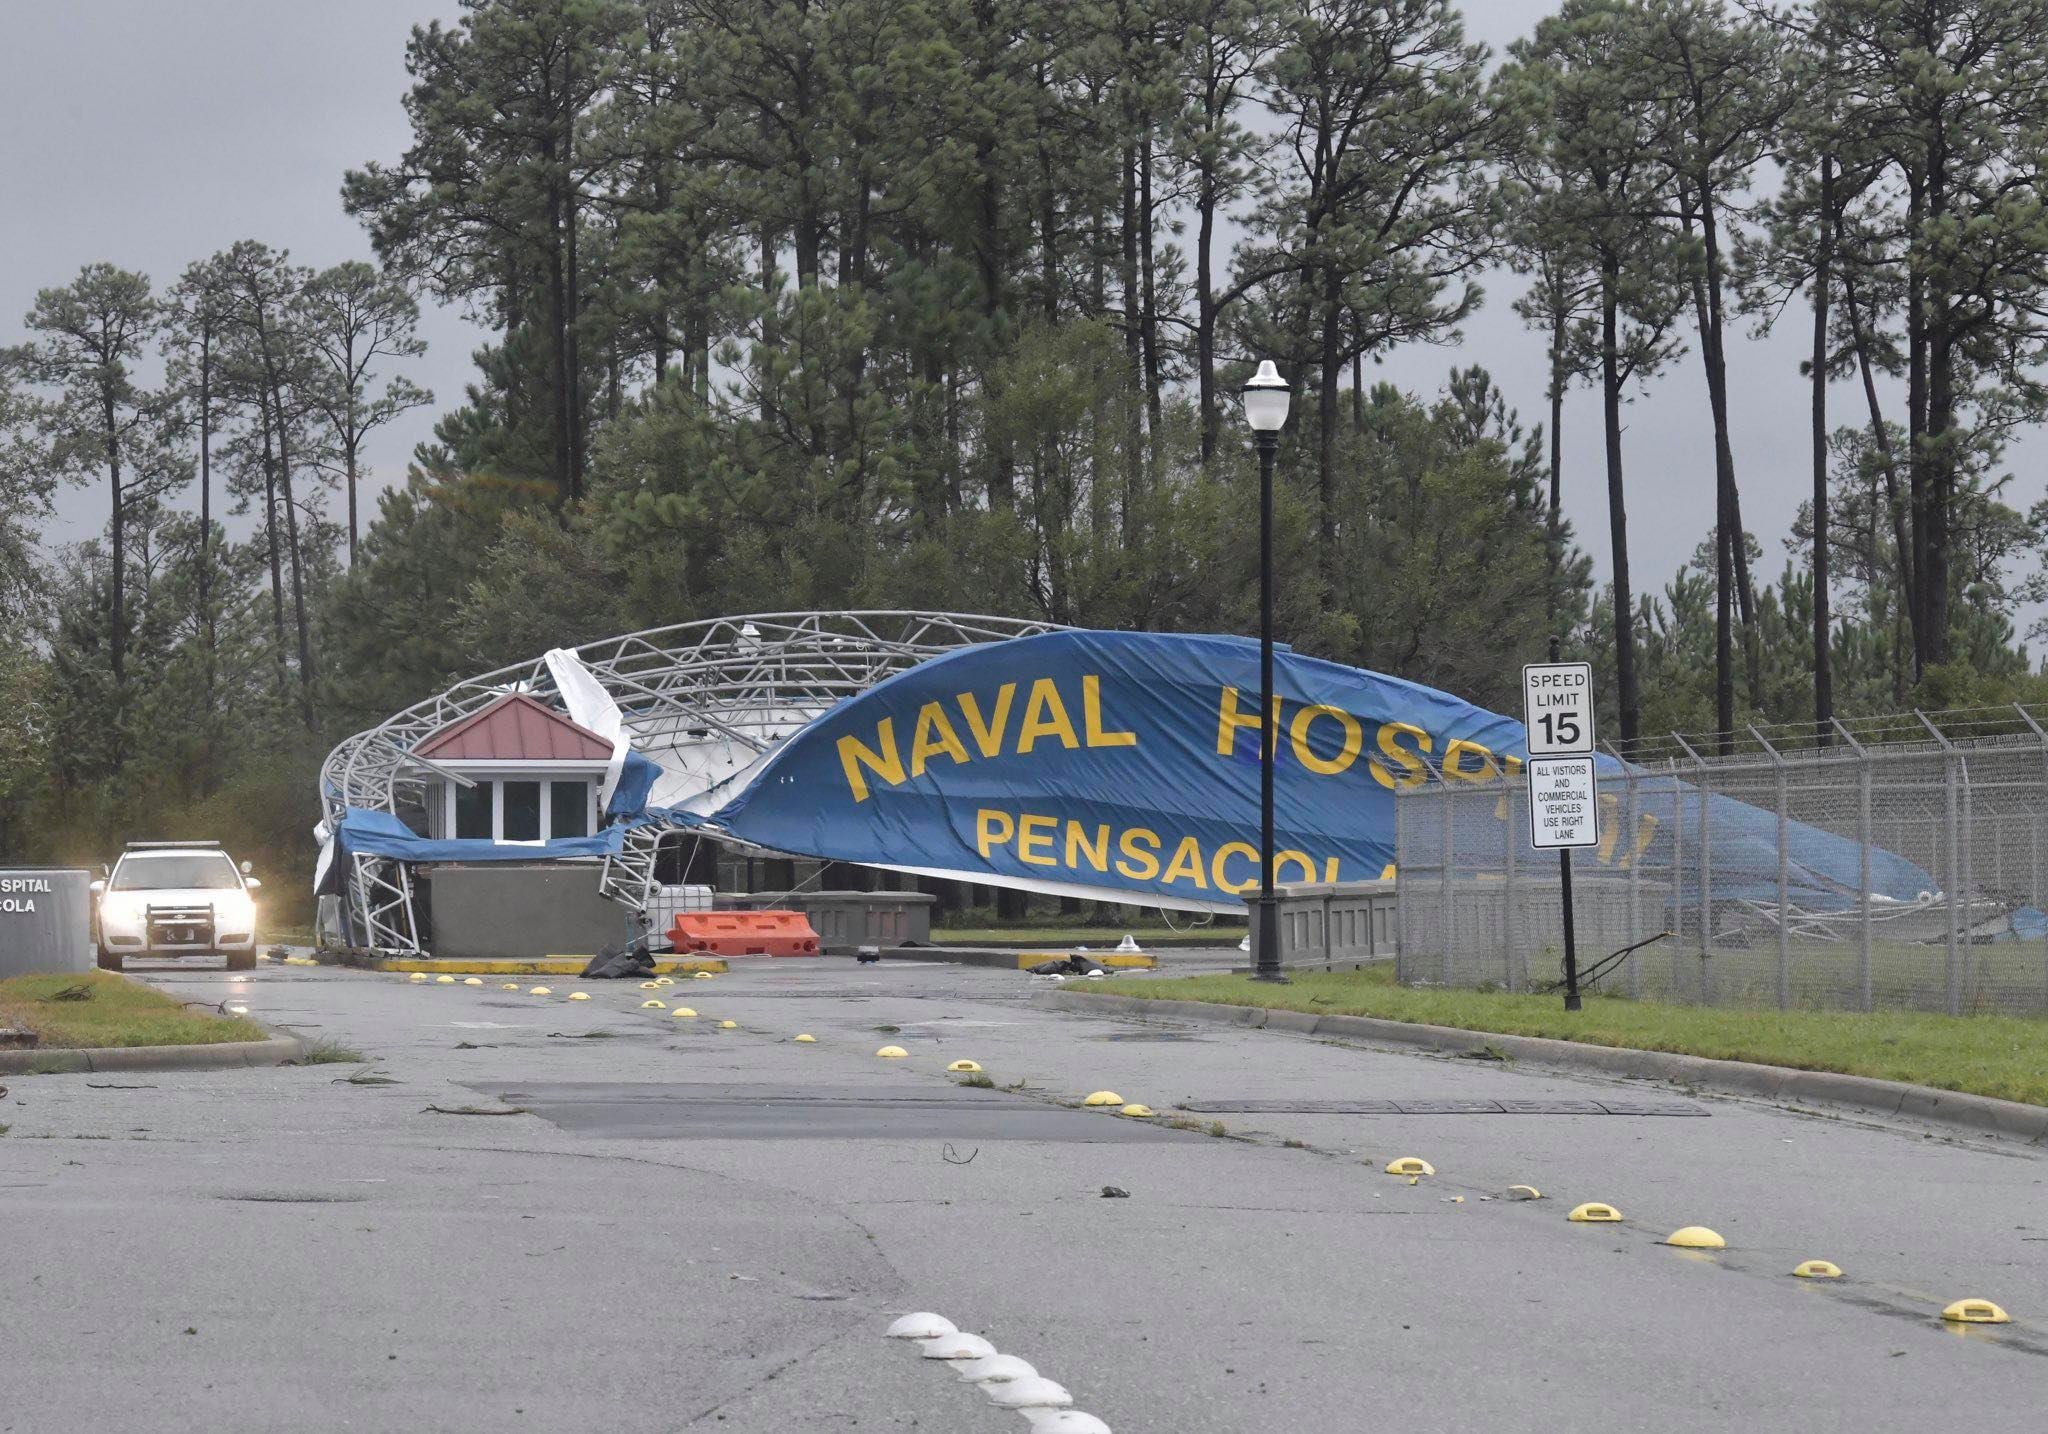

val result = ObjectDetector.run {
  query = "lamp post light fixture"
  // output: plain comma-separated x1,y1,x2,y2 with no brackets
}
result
1241,359,1291,983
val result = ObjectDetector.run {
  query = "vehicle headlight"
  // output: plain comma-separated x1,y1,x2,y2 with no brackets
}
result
216,892,256,932
100,895,143,933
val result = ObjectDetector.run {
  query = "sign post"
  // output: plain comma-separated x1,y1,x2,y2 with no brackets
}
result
1523,653,1597,1011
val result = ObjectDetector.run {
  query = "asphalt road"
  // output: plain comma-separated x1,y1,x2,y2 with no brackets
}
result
2,955,2045,1433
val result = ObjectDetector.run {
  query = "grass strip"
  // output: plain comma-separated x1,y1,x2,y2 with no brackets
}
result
0,972,268,1049
1075,965,2048,1107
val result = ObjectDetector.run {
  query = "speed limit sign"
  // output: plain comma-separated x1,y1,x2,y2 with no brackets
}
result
1522,661,1594,757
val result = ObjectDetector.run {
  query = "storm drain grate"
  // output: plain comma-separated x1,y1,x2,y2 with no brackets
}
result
1175,1097,1707,1117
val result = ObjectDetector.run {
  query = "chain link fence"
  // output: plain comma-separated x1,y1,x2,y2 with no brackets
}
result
1394,708,2048,1016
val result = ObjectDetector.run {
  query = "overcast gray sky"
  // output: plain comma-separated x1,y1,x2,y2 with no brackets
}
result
6,1,2042,640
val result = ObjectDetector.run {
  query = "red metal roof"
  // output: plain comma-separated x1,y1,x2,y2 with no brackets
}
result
413,693,614,763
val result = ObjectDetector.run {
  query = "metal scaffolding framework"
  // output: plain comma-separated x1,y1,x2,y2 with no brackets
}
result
321,610,1064,953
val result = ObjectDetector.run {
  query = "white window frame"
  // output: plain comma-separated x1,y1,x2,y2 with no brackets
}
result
437,762,605,845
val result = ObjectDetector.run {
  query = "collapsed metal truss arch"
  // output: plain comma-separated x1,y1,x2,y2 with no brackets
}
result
321,611,1065,952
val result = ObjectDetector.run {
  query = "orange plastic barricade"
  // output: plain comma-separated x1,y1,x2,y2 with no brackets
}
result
668,910,821,957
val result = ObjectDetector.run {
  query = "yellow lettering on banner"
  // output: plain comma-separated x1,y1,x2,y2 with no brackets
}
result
1289,704,1363,775
1066,821,1112,872
1503,754,1524,780
1622,813,1659,869
1215,686,1264,756
838,719,905,803
1162,835,1209,889
1596,793,1620,863
909,702,970,776
976,809,1015,857
1326,857,1341,882
957,683,1018,758
1017,678,1080,753
1368,721,1432,790
1276,849,1318,884
1212,841,1260,894
1018,813,1058,866
1082,675,1137,748
1116,828,1162,880
1442,738,1499,783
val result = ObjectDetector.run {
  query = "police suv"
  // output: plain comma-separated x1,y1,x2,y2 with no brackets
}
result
91,841,262,971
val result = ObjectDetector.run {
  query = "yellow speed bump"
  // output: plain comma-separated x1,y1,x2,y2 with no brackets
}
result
1505,1185,1543,1201
1119,1103,1156,1117
653,976,675,986
640,981,661,989
718,1020,739,1030
793,1034,817,1043
1792,1260,1843,1279
528,986,553,996
1385,1157,1435,1177
875,1044,909,1058
1567,1202,1623,1224
1081,1090,1125,1107
1941,1298,2010,1325
408,972,429,982
435,974,456,984
670,1007,697,1018
567,992,591,1001
947,1060,983,1073
501,982,522,990
642,999,667,1009
463,977,484,986
692,971,715,980
1663,1226,1726,1250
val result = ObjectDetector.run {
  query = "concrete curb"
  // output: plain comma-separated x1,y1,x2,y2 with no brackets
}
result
0,1033,303,1075
881,947,1160,971
1046,991,2048,1145
313,952,729,976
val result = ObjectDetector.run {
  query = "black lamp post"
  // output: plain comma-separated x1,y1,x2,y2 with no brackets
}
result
1241,360,1291,983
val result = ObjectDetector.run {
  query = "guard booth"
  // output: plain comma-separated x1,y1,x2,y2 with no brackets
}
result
412,693,610,845
402,693,632,959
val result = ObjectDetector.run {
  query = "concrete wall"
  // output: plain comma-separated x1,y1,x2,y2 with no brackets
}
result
1252,880,1398,970
726,890,938,952
422,864,640,960
0,869,93,976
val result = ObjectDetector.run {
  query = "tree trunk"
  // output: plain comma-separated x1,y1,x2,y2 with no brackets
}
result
546,177,573,500
270,386,316,728
1119,133,1142,542
1905,179,1929,678
1138,127,1162,445
1843,271,1914,621
1040,159,1059,322
259,410,288,699
1812,157,1834,746
103,387,125,692
1317,266,1343,585
1196,156,1218,463
565,177,584,501
197,322,217,789
1545,301,1565,629
1601,263,1639,745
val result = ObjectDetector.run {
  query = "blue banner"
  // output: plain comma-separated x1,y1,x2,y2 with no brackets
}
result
709,630,1531,908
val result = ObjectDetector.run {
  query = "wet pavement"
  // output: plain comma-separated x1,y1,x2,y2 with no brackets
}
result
0,952,2043,1432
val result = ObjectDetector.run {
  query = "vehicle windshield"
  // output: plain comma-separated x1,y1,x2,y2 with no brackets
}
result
110,853,241,891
